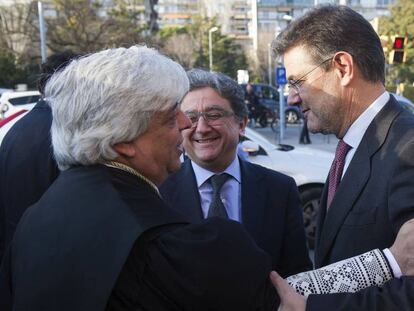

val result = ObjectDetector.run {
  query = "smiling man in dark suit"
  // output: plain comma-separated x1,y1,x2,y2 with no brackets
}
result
160,69,312,277
271,5,414,310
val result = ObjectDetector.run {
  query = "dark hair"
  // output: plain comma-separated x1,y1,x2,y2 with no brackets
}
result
186,69,248,118
272,5,385,84
37,50,81,94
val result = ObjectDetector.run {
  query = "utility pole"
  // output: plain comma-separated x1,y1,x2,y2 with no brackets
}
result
209,27,218,71
268,43,272,86
38,1,47,63
144,0,159,35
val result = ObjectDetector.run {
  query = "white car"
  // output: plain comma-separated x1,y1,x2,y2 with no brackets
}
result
0,88,13,96
0,109,31,144
242,127,334,249
0,91,41,119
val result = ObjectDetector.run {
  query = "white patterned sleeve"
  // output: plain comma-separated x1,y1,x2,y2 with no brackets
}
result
286,249,393,297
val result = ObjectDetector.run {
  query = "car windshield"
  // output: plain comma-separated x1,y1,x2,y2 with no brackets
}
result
9,95,41,106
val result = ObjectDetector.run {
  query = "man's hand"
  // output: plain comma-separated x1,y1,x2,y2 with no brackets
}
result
390,218,414,275
270,271,306,311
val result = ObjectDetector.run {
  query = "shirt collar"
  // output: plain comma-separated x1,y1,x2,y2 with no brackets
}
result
191,156,241,187
104,161,160,196
343,91,389,149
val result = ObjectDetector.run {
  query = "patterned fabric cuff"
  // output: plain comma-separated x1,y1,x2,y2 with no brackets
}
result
286,249,393,297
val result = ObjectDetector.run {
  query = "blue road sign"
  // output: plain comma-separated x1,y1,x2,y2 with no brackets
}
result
276,67,287,85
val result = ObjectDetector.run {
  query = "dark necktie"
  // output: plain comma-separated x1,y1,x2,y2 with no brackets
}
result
327,140,351,209
207,173,229,218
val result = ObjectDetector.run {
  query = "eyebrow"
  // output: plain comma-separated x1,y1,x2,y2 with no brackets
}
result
184,105,228,113
287,73,299,81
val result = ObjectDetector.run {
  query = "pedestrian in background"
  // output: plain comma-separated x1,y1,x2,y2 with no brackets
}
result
0,51,79,262
299,118,311,144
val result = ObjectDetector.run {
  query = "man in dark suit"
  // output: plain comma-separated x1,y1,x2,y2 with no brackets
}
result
0,51,78,262
271,5,414,310
160,69,312,277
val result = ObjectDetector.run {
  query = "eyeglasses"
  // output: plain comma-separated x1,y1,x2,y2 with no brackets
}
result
185,108,235,127
288,58,332,93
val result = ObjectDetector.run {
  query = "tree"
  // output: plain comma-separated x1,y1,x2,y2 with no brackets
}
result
41,0,148,54
0,0,151,88
162,32,196,69
379,0,414,90
0,1,41,89
190,16,248,79
0,1,37,56
159,16,247,79
208,35,248,79
249,31,276,84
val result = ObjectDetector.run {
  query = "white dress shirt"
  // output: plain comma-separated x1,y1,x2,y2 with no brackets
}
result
191,157,242,222
342,91,389,175
341,91,401,278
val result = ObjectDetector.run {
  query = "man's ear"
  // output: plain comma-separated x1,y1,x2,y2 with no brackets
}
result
113,142,136,158
332,51,354,86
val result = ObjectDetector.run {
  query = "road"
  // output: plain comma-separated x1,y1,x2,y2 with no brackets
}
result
249,122,338,154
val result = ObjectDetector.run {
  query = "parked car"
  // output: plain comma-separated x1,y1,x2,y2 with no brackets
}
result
0,109,30,144
0,91,41,119
240,83,302,124
242,127,333,249
0,88,13,96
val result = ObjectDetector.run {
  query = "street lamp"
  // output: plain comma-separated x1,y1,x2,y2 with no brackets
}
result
208,26,218,71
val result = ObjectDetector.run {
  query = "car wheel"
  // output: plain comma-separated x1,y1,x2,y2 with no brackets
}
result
300,186,323,250
286,110,299,124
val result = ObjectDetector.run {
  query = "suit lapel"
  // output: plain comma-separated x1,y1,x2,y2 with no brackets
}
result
315,177,328,258
316,98,402,265
240,160,266,241
176,160,204,221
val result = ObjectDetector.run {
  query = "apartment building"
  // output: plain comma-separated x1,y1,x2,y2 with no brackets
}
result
155,0,200,27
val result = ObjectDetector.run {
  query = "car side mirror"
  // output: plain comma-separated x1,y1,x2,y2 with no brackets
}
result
0,104,8,119
241,140,260,156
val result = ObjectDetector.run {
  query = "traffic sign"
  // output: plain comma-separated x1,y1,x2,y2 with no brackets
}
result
276,67,287,85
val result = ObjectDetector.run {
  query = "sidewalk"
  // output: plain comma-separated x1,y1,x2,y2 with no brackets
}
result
250,123,338,154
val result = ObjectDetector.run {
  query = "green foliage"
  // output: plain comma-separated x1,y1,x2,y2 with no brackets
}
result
0,2,247,85
0,49,39,89
208,35,248,79
158,26,189,39
379,0,414,86
0,49,19,88
42,0,149,53
157,15,248,78
159,15,247,79
404,85,414,102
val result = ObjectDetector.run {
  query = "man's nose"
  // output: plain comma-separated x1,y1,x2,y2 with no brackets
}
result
287,89,302,107
194,115,211,132
178,110,192,130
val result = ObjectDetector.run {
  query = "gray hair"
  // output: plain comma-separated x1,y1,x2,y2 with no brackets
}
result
272,5,385,84
45,46,189,170
187,69,248,119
